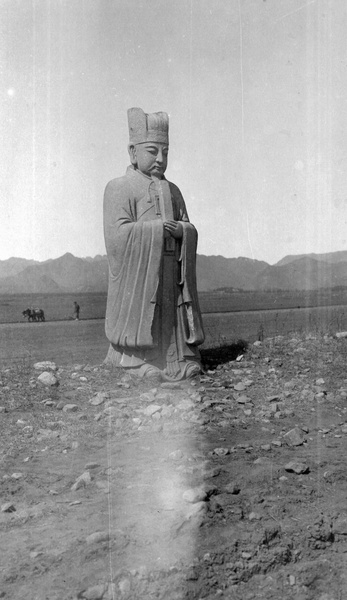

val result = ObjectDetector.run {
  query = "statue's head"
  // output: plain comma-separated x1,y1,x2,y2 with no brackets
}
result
127,107,169,178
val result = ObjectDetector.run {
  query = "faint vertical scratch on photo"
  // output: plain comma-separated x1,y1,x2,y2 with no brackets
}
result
246,211,255,260
32,0,37,255
189,0,193,142
46,0,52,185
107,412,115,599
237,0,245,150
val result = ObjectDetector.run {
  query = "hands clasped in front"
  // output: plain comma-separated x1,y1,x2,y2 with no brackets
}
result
164,220,183,239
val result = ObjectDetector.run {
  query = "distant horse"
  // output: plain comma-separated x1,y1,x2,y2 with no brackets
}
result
22,308,45,322
22,308,34,322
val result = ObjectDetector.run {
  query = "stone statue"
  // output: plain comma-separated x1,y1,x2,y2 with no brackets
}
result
103,107,205,380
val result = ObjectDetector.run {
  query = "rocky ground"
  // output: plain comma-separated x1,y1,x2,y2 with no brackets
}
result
2,333,347,599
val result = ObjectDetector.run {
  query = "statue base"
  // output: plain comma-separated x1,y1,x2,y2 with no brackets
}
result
104,344,202,381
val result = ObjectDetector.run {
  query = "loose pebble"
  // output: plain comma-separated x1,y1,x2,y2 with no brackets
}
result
142,404,161,416
71,471,92,491
86,531,110,545
248,512,261,521
1,502,16,513
34,361,57,371
183,487,207,504
85,462,100,470
169,449,184,460
213,447,230,456
118,579,131,594
80,584,106,599
63,404,79,412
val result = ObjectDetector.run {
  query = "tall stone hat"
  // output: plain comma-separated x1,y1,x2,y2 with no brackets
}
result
127,107,169,145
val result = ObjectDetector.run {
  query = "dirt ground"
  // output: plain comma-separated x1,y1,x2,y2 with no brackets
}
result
1,333,347,599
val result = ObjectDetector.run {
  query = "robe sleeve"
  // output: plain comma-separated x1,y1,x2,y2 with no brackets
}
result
104,178,164,348
169,183,205,345
179,222,205,345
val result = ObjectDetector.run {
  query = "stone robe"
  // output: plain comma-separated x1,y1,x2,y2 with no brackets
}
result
103,165,204,378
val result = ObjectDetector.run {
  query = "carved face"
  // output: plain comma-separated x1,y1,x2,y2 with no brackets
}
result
129,142,168,178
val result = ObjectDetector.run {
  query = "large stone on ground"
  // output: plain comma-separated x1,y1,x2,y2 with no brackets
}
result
333,516,347,535
37,371,59,387
283,427,305,446
284,461,310,474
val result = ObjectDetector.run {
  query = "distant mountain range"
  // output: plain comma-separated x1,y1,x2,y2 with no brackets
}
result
1,251,347,294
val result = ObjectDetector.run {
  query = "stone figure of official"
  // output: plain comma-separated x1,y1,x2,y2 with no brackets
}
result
103,107,204,380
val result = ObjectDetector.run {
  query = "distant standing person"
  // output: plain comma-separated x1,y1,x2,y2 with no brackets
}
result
73,301,80,320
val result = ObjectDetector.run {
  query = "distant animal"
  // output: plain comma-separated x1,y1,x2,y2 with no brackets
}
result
22,308,45,322
22,308,34,321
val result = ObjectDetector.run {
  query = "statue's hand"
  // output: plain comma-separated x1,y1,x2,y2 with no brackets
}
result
164,220,183,239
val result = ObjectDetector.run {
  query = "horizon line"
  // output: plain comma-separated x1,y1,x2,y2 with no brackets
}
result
2,249,347,267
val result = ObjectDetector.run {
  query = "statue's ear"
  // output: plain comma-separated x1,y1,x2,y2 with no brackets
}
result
128,144,137,166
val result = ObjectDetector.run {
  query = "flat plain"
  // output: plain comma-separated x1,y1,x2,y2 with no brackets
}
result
1,291,347,367
1,305,347,368
2,288,347,324
0,293,107,324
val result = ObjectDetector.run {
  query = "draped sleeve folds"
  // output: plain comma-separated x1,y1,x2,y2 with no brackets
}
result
104,166,204,357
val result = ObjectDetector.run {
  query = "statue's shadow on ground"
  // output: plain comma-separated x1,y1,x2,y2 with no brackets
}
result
200,339,248,370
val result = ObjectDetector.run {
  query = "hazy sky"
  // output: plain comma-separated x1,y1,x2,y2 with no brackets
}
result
1,0,347,265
